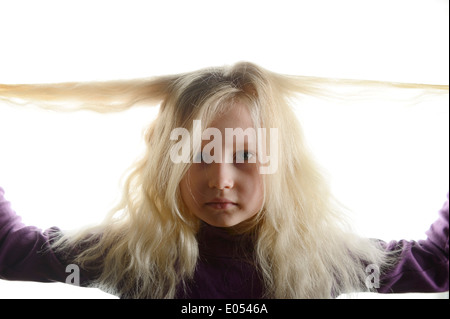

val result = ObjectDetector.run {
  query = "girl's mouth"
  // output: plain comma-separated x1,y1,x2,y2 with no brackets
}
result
205,202,236,210
205,198,237,210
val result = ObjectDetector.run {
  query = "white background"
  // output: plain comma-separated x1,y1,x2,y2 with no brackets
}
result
0,0,448,299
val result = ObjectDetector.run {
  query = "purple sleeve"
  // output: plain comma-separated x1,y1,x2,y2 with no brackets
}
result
378,193,449,293
0,187,78,284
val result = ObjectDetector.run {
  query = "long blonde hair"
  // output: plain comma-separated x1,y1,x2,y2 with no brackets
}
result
1,62,447,298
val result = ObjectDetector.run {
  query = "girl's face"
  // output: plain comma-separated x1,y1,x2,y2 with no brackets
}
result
180,101,264,228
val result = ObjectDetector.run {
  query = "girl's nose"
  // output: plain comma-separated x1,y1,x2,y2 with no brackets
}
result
207,162,234,190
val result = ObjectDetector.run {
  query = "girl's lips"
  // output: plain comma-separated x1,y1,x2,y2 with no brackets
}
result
205,202,236,210
205,199,237,210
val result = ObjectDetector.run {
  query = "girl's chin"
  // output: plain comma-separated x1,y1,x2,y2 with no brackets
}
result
200,213,259,230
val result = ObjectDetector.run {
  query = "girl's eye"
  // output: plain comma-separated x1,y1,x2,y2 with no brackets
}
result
235,150,254,163
194,151,255,163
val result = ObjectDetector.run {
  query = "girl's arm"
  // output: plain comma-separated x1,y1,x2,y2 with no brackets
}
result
0,186,72,283
378,193,449,293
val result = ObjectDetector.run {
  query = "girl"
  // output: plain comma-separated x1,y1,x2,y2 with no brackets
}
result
0,62,448,298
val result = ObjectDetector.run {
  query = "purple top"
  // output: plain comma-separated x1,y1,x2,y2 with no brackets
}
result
0,186,448,298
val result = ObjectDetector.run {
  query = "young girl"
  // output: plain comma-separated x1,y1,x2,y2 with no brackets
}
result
0,62,448,298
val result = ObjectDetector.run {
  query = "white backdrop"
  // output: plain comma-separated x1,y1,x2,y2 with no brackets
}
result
0,0,448,299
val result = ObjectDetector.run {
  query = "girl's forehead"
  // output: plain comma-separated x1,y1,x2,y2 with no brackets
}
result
208,101,255,129
202,102,258,148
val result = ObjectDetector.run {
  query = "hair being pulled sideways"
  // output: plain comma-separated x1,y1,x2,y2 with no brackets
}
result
1,62,448,298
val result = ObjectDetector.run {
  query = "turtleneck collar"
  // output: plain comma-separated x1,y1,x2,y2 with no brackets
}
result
196,222,256,259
